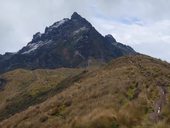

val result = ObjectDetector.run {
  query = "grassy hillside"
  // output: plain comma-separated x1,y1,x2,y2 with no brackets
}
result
0,68,84,121
0,55,170,128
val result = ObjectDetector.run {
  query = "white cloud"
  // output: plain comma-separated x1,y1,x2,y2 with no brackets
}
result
0,0,170,62
90,17,170,61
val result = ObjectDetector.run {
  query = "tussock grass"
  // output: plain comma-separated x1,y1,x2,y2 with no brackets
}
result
0,55,170,128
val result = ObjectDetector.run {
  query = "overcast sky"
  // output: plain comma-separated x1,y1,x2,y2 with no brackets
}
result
0,0,170,61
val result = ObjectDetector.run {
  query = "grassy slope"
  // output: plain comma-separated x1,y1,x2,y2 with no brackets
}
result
0,68,84,121
0,55,170,128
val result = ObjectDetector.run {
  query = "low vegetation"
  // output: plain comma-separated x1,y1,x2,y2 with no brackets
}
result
0,55,170,128
0,68,84,121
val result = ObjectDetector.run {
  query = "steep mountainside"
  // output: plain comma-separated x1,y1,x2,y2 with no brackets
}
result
0,54,2,59
0,12,136,73
1,55,170,128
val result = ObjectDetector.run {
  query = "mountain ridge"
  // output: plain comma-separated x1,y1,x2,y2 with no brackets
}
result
0,12,136,74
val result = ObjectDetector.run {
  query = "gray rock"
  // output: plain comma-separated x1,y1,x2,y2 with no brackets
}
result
0,12,137,73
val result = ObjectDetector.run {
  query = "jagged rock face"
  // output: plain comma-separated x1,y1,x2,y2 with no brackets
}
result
105,34,117,43
0,12,136,73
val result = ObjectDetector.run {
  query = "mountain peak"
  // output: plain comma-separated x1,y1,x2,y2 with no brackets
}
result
0,12,136,73
105,34,117,42
71,12,82,20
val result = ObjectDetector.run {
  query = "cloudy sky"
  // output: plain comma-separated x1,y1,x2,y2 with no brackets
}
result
0,0,170,61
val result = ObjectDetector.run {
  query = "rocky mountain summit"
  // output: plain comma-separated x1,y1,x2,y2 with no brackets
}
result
0,12,136,73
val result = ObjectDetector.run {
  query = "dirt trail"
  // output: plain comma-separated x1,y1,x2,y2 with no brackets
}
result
148,82,167,122
151,84,166,122
128,58,167,122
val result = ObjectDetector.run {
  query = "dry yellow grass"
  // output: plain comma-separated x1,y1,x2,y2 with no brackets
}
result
0,68,84,121
0,55,170,128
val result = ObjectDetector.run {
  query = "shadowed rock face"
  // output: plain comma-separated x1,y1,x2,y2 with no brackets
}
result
0,12,136,73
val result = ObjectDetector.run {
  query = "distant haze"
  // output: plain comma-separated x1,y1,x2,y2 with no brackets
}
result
0,0,170,61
